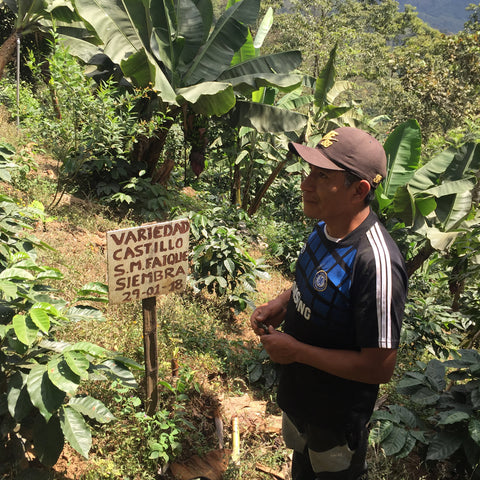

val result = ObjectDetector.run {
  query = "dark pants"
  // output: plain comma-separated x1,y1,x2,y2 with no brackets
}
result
283,413,369,480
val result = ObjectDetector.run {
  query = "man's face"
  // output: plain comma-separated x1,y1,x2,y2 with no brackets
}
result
300,165,353,220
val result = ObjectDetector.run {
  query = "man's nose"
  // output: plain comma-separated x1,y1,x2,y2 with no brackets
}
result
301,174,314,191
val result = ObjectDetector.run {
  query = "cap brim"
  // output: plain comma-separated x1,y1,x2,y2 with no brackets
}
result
288,142,345,171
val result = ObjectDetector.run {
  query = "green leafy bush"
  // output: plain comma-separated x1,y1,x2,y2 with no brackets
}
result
0,158,141,475
263,218,312,276
104,368,200,471
247,344,278,390
370,350,480,478
3,34,175,214
108,170,173,220
401,292,473,359
187,207,270,312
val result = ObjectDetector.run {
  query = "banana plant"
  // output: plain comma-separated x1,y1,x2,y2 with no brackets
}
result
377,119,480,275
233,42,359,215
58,0,304,180
0,0,79,79
0,0,47,78
220,5,306,212
277,43,358,147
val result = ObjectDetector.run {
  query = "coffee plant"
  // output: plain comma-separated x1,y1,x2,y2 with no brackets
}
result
0,154,141,477
186,207,270,312
370,350,480,479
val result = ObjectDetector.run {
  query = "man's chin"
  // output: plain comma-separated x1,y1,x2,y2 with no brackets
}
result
302,206,318,219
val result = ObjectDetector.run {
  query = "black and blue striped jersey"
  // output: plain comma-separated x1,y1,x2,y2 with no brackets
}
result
277,210,408,428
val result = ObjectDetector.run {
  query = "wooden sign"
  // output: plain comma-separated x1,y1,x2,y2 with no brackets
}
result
106,219,190,304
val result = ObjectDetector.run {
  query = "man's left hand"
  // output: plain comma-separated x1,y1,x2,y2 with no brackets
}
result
259,327,299,364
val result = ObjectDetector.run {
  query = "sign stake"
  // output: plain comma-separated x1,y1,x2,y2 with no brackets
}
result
106,219,190,415
143,296,159,415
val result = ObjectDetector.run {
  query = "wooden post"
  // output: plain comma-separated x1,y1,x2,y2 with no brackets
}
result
142,296,158,416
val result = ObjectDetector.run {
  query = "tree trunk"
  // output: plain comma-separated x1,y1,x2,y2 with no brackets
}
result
231,163,241,206
247,157,289,216
40,60,62,119
405,243,435,278
0,32,18,80
449,258,467,312
241,158,254,210
131,117,175,184
152,156,175,184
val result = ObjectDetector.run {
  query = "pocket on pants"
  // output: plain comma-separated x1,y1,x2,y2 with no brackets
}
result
282,412,307,453
309,442,354,473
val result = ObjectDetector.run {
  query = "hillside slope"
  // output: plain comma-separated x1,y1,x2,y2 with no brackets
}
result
397,0,472,32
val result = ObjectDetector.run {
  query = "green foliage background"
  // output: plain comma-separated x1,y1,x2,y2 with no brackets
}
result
0,0,479,479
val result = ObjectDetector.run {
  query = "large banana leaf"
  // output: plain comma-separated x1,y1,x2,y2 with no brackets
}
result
183,0,260,85
231,101,307,132
230,5,273,65
436,143,480,230
277,89,314,110
425,228,460,251
314,43,337,113
176,82,235,115
120,49,178,102
73,0,177,101
437,190,473,231
219,50,302,79
4,0,46,28
58,35,101,62
326,80,353,104
231,29,256,65
227,73,302,96
150,0,204,73
192,0,213,42
408,148,458,194
392,184,416,226
407,143,479,230
383,119,421,198
253,6,273,50
74,0,142,65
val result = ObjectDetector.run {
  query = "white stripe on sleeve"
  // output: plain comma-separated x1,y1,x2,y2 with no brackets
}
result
366,223,393,348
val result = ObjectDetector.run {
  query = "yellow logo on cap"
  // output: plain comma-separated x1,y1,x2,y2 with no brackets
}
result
319,131,339,148
372,174,383,185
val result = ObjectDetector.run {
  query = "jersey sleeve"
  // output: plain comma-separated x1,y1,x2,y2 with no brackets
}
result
352,227,408,349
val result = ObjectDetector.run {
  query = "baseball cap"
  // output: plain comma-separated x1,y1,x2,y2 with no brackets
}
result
288,127,387,188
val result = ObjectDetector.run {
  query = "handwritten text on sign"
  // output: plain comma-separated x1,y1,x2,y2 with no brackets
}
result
106,219,190,304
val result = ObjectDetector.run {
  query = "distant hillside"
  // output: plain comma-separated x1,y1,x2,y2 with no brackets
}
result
396,0,472,33
281,1,472,34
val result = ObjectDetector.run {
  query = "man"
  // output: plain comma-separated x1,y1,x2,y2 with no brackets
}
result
250,127,408,480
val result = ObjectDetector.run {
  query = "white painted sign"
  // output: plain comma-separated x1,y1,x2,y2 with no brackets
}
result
106,219,190,304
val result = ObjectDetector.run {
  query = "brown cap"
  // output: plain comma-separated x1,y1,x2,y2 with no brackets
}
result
289,127,387,188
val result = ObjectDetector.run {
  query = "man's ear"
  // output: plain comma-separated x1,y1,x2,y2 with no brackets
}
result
353,179,371,203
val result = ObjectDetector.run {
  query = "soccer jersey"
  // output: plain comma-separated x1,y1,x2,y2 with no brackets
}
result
277,210,408,429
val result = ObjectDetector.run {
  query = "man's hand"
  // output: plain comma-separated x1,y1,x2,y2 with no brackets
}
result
259,328,299,364
250,289,291,336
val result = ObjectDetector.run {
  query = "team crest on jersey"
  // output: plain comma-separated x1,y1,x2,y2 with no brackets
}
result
313,269,328,291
